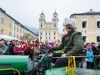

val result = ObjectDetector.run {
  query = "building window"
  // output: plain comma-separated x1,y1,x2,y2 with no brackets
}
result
54,37,55,39
20,29,22,33
17,35,18,38
82,21,87,28
17,28,18,32
9,32,12,36
97,21,100,28
40,36,42,39
41,20,42,22
9,21,12,28
54,19,56,22
97,36,100,42
49,32,50,35
14,26,15,30
45,32,47,35
1,17,4,24
54,32,56,35
40,32,42,35
54,23,56,27
41,24,42,27
1,29,4,34
14,34,15,37
45,36,47,39
49,37,50,40
83,36,87,42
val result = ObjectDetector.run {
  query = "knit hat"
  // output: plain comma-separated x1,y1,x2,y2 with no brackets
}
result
63,18,77,30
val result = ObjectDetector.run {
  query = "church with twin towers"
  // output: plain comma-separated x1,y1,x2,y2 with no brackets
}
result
39,11,62,42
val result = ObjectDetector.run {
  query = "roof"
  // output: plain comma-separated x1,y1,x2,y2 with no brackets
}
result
0,8,36,35
53,11,58,15
70,11,100,17
40,12,45,16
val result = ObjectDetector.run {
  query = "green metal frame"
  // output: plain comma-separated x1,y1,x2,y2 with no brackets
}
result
0,55,28,74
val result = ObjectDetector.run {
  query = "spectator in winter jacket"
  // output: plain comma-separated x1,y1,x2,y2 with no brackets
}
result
97,43,100,55
86,46,94,69
27,43,34,60
34,41,40,57
13,41,24,55
7,40,16,55
96,43,100,69
0,41,8,55
91,42,98,55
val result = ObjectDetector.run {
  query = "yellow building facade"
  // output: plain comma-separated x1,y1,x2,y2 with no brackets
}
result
63,10,100,43
0,8,37,40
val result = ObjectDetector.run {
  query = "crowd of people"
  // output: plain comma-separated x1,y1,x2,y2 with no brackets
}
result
82,42,100,69
0,39,43,60
0,38,60,60
0,38,100,69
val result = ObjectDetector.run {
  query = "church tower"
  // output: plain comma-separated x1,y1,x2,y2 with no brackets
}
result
39,12,46,25
52,11,59,31
39,11,61,42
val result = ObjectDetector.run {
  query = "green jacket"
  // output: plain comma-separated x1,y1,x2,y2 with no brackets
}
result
52,30,86,56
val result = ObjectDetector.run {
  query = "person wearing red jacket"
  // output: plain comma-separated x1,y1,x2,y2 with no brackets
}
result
13,41,24,55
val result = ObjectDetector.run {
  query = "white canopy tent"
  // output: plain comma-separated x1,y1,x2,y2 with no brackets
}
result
0,35,19,41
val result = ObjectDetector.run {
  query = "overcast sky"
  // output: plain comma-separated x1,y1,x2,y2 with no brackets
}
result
0,0,99,34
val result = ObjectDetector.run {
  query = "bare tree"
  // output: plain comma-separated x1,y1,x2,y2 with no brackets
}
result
21,33,36,42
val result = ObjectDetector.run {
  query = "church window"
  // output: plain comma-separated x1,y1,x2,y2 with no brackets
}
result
45,32,47,35
41,24,42,27
54,37,56,39
54,32,56,35
54,19,56,21
40,32,42,35
41,20,42,22
49,37,50,40
40,36,42,39
45,36,47,39
49,32,50,35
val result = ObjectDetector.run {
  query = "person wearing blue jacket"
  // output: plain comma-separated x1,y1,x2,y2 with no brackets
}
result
86,46,94,69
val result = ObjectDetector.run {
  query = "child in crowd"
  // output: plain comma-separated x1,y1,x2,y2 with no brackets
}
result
86,44,94,69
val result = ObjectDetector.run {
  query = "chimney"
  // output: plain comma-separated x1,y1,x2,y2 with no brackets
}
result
90,9,93,11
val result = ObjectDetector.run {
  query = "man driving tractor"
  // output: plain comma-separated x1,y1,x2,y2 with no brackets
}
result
51,18,86,68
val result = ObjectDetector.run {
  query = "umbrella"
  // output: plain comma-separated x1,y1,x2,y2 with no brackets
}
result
0,35,19,41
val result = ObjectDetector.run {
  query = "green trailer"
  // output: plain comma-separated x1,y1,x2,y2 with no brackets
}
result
0,55,33,75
